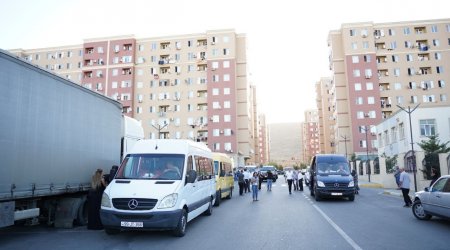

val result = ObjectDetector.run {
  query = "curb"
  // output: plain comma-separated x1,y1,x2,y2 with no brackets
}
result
359,183,383,188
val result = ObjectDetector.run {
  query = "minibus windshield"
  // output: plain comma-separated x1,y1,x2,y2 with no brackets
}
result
116,154,185,180
317,162,350,176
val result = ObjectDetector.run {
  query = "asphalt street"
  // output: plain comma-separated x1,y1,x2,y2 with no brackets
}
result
1,179,449,250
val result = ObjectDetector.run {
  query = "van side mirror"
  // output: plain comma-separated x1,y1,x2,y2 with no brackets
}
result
186,170,197,184
424,187,429,192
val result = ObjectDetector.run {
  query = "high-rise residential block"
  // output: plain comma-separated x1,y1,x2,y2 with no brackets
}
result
327,19,450,159
9,29,265,166
302,109,320,164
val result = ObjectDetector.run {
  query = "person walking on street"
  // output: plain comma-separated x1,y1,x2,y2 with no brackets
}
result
394,166,401,189
430,168,440,187
266,170,273,191
293,169,299,191
298,170,304,191
238,170,245,195
258,170,263,190
285,168,294,194
399,167,412,207
351,169,359,194
243,168,251,193
250,172,259,201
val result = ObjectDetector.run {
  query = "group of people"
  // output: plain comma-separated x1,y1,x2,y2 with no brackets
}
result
236,168,276,201
284,169,304,194
87,165,118,230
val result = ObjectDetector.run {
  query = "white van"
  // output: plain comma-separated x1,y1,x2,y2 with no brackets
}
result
100,139,216,237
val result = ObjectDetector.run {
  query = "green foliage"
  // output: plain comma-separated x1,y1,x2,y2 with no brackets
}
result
417,134,450,154
381,153,398,174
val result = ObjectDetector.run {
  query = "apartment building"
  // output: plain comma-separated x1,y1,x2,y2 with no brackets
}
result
302,109,320,164
9,29,265,166
315,77,336,154
327,19,450,159
257,114,269,164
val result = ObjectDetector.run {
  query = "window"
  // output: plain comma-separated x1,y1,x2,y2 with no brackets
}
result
431,25,438,33
403,27,411,35
433,39,440,46
223,48,230,55
363,55,371,62
406,54,413,62
359,140,367,148
223,74,230,81
420,119,436,136
388,29,396,36
436,66,443,74
399,123,405,139
393,68,400,77
356,97,363,105
213,129,220,136
224,142,232,151
367,97,375,104
357,111,364,119
224,101,231,109
352,56,359,63
435,52,442,60
364,69,372,78
224,88,230,95
223,61,230,68
214,143,220,151
354,83,362,91
224,115,231,122
349,29,356,36
212,61,219,69
212,115,219,123
223,36,229,43
392,55,399,62
394,83,402,90
440,94,447,102
396,96,403,104
112,69,118,76
212,102,221,109
353,70,361,77
351,42,357,50
362,41,369,49
366,82,373,90
212,88,219,95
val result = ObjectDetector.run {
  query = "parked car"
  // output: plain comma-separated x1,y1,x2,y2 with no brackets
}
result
412,175,450,220
277,170,284,176
258,166,278,182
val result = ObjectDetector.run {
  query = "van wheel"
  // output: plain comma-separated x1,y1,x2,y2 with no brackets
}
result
214,191,221,207
314,188,321,201
203,199,213,216
173,209,187,237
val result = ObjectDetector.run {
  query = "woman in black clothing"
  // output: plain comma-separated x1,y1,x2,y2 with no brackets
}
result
87,169,106,230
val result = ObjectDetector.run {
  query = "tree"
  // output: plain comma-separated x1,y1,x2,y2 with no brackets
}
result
417,134,450,179
381,153,397,174
417,134,450,154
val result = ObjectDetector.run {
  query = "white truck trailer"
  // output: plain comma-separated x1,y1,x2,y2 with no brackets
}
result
0,49,143,228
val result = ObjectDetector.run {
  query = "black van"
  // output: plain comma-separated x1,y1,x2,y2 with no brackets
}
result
309,154,355,201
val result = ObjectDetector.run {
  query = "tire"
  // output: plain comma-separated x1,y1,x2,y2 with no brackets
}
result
74,200,88,226
412,200,432,220
105,228,120,235
214,191,221,207
348,195,355,201
203,199,213,216
314,188,321,201
173,209,187,237
273,178,277,183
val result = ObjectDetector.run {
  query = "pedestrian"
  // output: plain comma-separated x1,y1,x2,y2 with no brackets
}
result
298,170,304,191
238,170,245,195
258,170,263,190
285,168,294,194
398,167,412,207
293,169,299,191
393,166,401,189
351,169,359,194
243,168,251,193
87,168,106,230
251,172,259,201
430,168,440,187
103,165,119,186
266,170,273,191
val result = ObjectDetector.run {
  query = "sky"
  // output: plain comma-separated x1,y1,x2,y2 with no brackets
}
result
2,0,449,124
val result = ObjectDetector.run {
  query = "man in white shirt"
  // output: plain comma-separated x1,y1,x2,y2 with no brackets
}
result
285,169,294,194
243,169,251,193
298,171,304,191
399,167,412,207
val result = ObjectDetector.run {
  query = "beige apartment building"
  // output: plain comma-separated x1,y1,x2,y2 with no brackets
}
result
302,109,320,164
315,77,337,155
326,19,450,160
10,29,267,167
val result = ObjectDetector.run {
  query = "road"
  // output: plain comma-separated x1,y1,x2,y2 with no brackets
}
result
1,179,449,250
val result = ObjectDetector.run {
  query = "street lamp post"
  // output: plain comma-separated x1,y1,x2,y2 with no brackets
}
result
397,104,420,192
152,123,168,139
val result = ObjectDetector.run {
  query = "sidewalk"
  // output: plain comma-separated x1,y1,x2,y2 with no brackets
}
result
358,180,403,197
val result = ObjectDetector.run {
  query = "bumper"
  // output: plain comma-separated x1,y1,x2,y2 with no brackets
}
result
316,188,355,197
100,208,182,231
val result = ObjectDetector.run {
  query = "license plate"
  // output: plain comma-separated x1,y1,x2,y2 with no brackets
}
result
331,192,342,196
121,221,143,228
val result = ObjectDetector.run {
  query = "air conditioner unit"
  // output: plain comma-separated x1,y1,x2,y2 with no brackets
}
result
220,130,224,134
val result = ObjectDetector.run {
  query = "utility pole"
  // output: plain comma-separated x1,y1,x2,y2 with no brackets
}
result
152,123,168,139
397,104,420,192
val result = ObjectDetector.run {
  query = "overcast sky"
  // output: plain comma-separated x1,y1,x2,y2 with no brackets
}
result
2,0,449,123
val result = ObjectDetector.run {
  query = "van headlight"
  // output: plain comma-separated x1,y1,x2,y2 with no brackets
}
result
101,193,111,208
158,193,178,209
317,181,325,187
348,181,355,187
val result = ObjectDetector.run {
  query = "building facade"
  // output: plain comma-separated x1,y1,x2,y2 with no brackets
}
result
10,30,267,166
315,77,336,154
327,19,450,159
302,109,320,164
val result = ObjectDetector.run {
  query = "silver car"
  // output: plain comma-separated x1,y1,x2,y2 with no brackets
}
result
412,175,450,220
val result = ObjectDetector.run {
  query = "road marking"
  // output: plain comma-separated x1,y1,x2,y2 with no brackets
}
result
312,204,362,250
